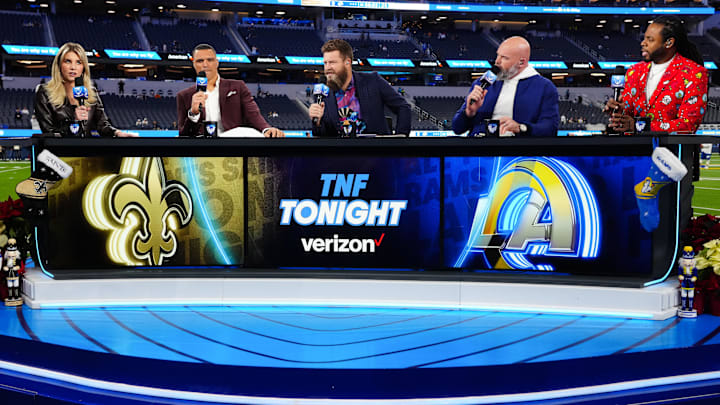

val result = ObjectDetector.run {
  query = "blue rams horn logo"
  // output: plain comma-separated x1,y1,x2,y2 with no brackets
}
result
83,157,193,266
635,120,646,132
456,157,600,271
487,122,498,134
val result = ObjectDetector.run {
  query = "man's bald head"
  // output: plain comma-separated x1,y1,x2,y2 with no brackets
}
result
495,36,531,80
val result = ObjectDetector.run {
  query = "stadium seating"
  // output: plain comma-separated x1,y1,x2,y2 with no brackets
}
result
702,97,720,124
254,94,310,130
0,12,45,46
417,30,497,60
144,19,236,54
520,32,591,62
101,94,177,131
239,26,324,56
0,89,34,129
414,96,464,129
345,39,422,59
52,14,140,50
571,31,641,60
558,100,605,130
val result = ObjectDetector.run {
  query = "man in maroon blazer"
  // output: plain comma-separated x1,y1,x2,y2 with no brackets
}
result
177,44,284,137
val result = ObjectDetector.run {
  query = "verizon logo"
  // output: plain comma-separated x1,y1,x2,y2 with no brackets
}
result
301,233,385,253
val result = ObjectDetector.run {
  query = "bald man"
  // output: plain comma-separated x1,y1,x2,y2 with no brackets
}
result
452,36,559,137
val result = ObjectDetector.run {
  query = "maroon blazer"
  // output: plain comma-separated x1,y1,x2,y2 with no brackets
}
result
176,78,270,137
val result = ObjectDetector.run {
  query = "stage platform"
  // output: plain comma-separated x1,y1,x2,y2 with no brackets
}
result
2,295,720,404
22,268,680,320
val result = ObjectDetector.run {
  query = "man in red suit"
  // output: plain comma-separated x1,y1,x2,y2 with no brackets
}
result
177,44,284,137
605,16,707,134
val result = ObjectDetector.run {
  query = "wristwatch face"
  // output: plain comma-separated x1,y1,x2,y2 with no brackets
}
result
519,124,527,132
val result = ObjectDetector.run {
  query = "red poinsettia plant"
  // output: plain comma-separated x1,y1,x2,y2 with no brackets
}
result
681,214,720,315
0,197,29,253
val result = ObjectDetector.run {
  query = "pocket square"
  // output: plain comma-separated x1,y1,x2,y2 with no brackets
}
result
226,90,237,97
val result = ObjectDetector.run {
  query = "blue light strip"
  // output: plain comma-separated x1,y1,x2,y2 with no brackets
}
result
8,358,720,404
644,145,682,287
529,61,568,69
34,227,54,278
32,299,654,318
30,145,54,278
285,56,324,65
183,158,232,265
1,44,58,56
367,58,415,67
216,54,251,63
598,61,639,70
104,49,161,60
704,62,718,70
446,60,491,69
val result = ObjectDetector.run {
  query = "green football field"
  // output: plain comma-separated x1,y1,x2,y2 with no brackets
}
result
694,152,720,217
0,160,31,201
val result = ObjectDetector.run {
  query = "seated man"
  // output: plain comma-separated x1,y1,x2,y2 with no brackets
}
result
452,36,559,137
308,39,411,137
177,44,284,137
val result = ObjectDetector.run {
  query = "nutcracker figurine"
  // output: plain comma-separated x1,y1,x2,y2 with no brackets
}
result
2,238,24,306
678,246,698,318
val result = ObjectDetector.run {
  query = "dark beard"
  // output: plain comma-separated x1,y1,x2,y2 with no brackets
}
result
326,68,349,91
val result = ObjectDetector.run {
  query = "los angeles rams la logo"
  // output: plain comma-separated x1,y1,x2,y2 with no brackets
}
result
455,157,600,271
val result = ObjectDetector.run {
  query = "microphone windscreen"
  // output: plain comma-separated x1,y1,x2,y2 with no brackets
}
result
610,65,626,89
72,76,88,100
196,71,208,91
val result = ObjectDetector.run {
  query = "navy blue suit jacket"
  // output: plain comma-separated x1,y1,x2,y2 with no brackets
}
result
312,71,411,137
452,74,559,137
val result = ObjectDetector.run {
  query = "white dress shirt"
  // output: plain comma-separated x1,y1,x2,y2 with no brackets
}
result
188,77,271,136
491,66,539,120
646,56,674,103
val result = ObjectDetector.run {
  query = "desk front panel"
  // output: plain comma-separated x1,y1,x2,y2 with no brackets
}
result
45,149,657,282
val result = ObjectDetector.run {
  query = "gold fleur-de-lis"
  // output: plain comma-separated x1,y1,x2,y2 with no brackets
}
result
83,157,193,266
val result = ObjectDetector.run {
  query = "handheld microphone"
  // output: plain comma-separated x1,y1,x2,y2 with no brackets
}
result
610,65,626,104
196,71,207,114
72,77,88,106
607,65,626,135
312,83,330,125
71,77,88,137
470,65,500,106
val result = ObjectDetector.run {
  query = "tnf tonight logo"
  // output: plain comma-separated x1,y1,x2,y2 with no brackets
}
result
83,157,193,266
456,157,600,271
279,173,407,253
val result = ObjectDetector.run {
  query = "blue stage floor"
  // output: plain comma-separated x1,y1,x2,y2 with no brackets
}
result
1,305,720,404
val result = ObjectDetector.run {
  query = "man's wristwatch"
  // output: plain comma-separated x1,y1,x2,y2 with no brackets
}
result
519,124,528,134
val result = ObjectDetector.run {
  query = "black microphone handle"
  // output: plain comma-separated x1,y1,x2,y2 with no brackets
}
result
613,87,623,102
312,96,325,125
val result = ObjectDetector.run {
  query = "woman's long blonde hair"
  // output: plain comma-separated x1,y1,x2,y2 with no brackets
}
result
45,42,97,108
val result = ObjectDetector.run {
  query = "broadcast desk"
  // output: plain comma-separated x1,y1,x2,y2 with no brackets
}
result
19,135,715,318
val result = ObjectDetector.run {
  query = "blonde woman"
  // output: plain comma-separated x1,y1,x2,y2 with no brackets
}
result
34,42,135,137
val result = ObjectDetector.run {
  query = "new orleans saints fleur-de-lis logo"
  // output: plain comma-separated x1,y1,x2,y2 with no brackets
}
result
82,157,193,266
